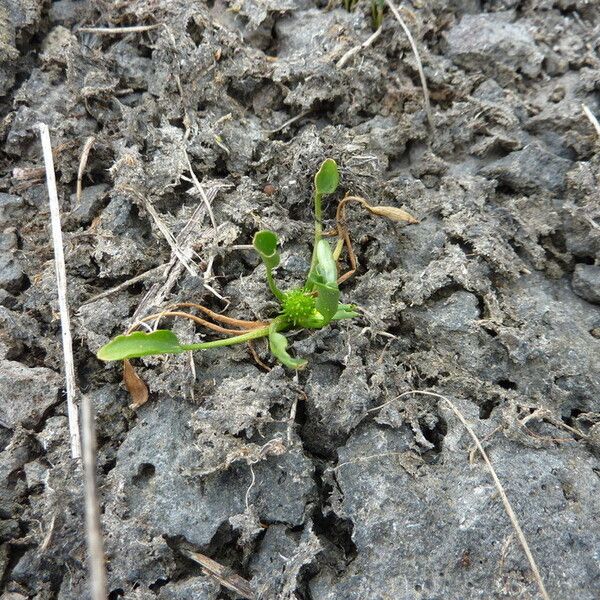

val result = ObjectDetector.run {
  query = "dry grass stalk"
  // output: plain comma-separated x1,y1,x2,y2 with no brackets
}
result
337,24,383,68
184,149,217,230
76,136,95,204
370,389,551,600
80,393,108,600
582,103,600,137
39,123,107,599
80,264,169,306
384,0,435,131
38,123,81,459
184,550,256,599
267,110,311,134
130,182,227,322
136,194,199,277
78,24,160,34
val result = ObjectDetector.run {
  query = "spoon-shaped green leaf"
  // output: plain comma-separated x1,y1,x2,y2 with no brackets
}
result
268,324,307,370
310,159,340,285
253,229,284,301
97,326,273,362
310,239,340,324
314,159,340,196
97,330,186,361
315,239,337,285
253,230,280,269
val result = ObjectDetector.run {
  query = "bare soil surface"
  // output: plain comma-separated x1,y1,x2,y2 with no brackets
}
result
1,0,599,599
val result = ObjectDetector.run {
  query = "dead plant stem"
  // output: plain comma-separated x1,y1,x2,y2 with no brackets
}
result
184,149,217,230
39,123,107,599
78,25,160,34
384,0,434,131
582,103,600,137
370,390,551,600
81,394,108,599
76,136,95,204
337,24,383,68
38,123,81,459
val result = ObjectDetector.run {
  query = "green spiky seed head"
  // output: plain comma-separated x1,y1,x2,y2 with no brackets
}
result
282,289,316,326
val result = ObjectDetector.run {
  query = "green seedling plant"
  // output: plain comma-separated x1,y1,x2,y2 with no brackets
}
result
342,0,385,30
97,159,417,371
371,0,385,29
99,160,355,369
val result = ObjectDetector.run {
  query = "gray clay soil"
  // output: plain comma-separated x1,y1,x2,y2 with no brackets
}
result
1,0,600,599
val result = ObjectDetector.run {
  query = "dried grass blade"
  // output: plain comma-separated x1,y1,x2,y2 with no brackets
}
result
370,390,551,600
38,122,81,459
184,550,255,599
76,136,95,204
384,0,434,131
39,122,107,600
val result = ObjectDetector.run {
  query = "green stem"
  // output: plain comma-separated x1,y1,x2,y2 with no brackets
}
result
308,191,323,285
180,325,271,351
266,267,285,301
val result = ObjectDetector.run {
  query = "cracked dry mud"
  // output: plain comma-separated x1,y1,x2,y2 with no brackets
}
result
1,0,600,599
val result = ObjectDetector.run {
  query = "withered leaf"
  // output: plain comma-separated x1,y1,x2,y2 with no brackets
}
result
123,359,149,409
365,204,419,224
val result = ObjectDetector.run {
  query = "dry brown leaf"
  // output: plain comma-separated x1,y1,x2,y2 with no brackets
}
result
123,359,148,409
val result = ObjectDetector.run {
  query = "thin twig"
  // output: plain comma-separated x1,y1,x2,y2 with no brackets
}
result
81,394,108,600
582,103,600,137
78,24,160,34
288,396,298,446
288,374,304,445
184,550,255,599
337,24,383,68
266,110,311,134
335,451,407,471
245,464,256,511
76,136,95,205
384,0,434,131
188,351,196,401
171,302,268,329
38,123,81,460
519,407,588,442
40,124,107,599
184,149,217,230
80,264,169,306
39,514,56,552
130,183,227,320
131,192,198,277
134,309,250,335
247,339,272,371
370,390,551,600
163,26,192,140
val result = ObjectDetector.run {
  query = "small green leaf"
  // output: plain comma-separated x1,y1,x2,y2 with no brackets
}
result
269,329,307,369
315,239,337,285
332,304,359,320
314,281,339,325
306,240,340,324
97,330,185,361
314,159,340,196
253,230,280,269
